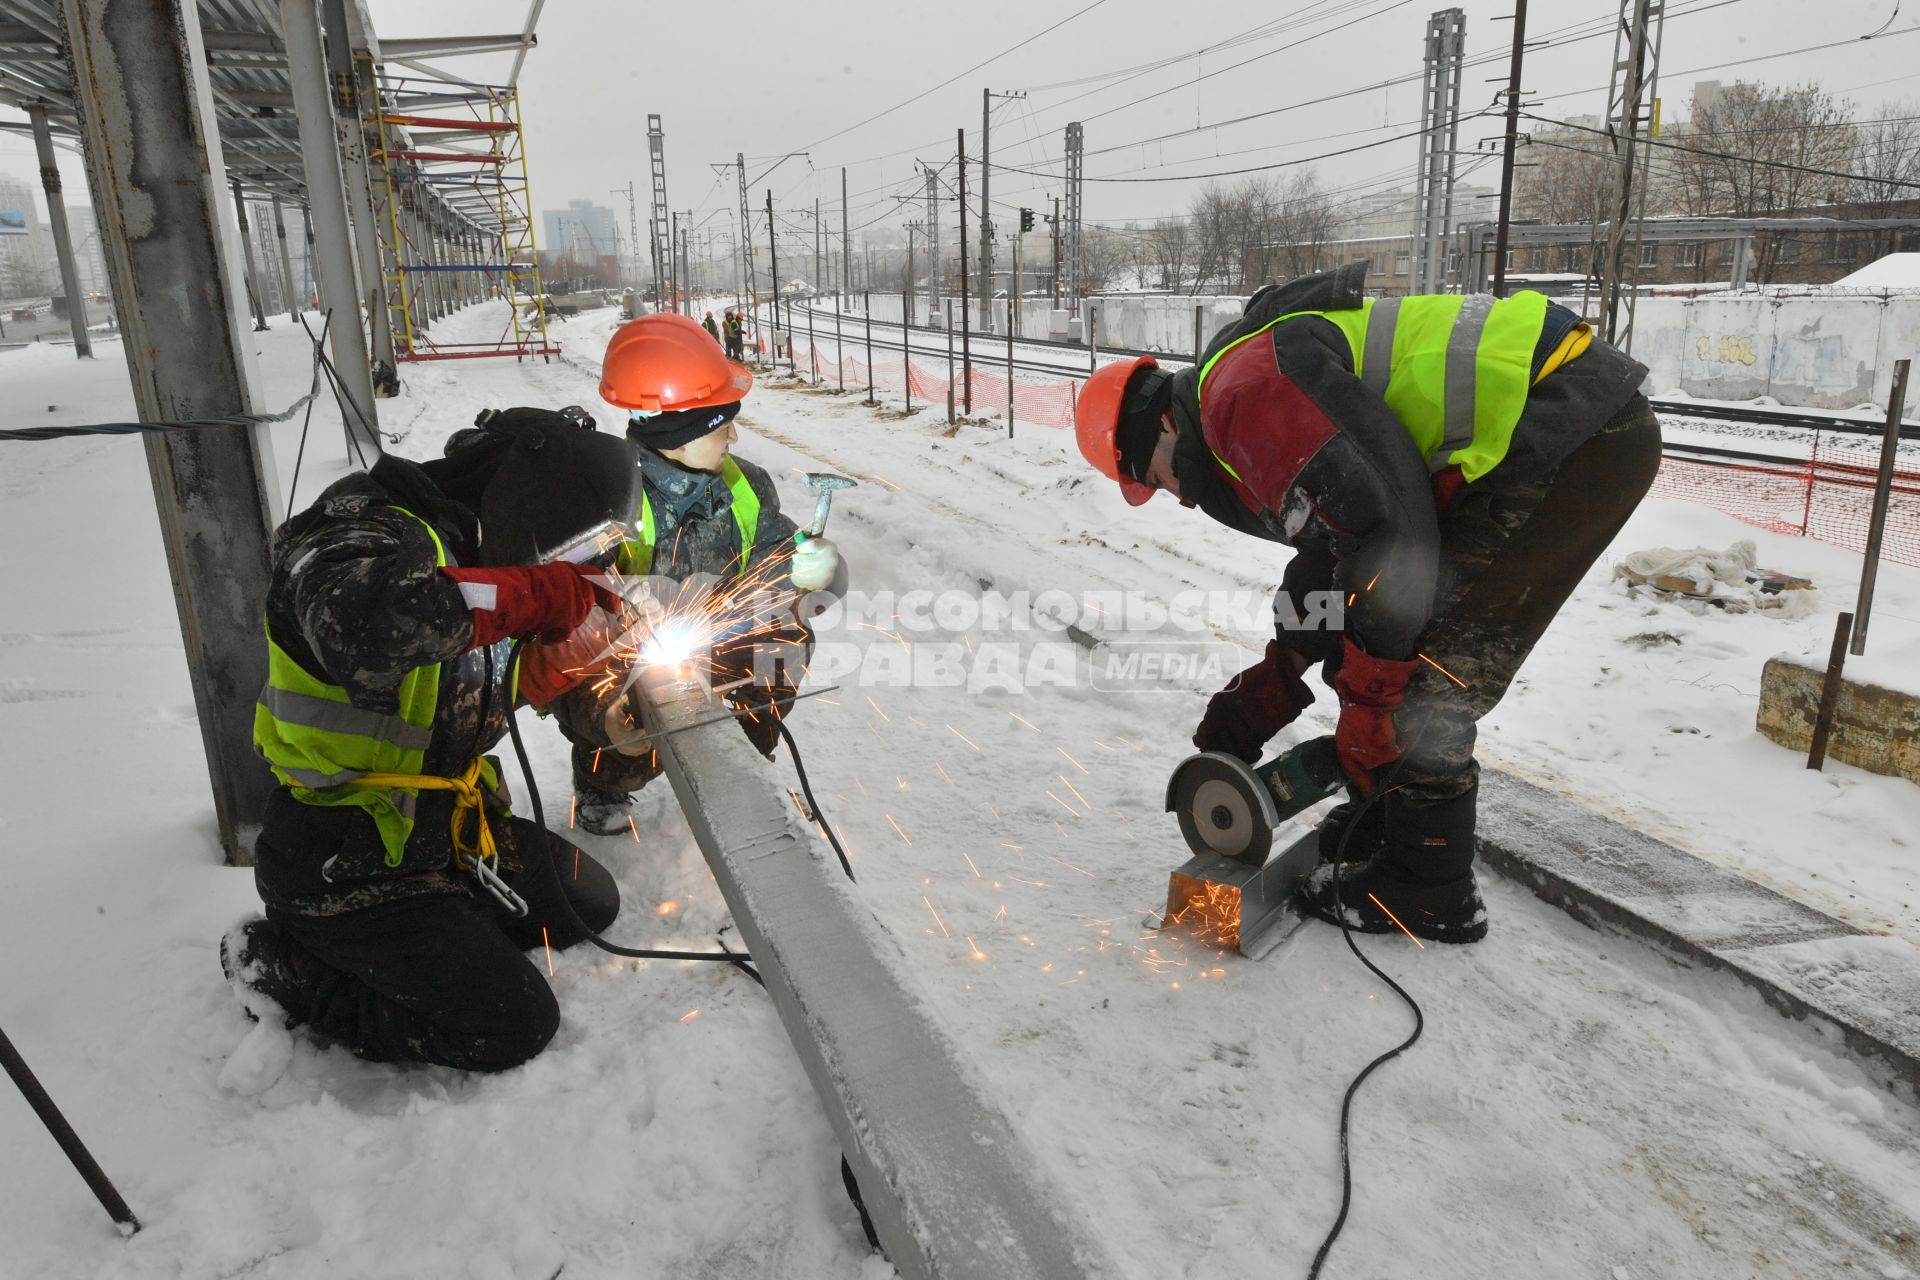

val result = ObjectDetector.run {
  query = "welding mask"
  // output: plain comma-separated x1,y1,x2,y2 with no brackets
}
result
441,407,639,568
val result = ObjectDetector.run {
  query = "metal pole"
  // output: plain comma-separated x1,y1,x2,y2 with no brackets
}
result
1491,0,1529,297
841,166,851,318
1052,195,1061,309
765,188,780,365
946,309,955,424
864,291,875,405
232,180,269,331
271,195,299,319
1851,359,1911,656
282,0,378,439
905,225,914,414
1006,302,1014,438
979,87,992,332
342,45,395,380
26,105,91,356
0,1023,140,1232
1194,304,1204,363
64,0,281,863
1808,611,1854,770
808,294,817,385
957,128,972,413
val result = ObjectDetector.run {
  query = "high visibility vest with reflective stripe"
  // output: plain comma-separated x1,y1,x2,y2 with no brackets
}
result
252,507,496,868
1198,291,1550,484
616,456,762,578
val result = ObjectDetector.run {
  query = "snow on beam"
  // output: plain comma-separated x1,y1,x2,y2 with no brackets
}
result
634,664,1116,1279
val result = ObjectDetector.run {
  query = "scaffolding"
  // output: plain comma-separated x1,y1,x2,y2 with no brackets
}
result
371,73,556,361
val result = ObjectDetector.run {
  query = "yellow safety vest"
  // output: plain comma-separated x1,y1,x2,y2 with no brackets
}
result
617,456,761,578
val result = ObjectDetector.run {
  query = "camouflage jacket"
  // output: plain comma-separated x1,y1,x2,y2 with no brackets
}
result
253,457,523,917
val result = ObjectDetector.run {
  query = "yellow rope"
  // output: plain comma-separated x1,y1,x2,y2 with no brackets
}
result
348,756,497,872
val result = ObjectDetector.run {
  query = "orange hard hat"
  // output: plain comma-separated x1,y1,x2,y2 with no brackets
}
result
1074,355,1159,506
599,313,753,412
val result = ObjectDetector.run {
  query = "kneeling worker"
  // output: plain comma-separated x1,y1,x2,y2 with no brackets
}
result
225,410,639,1070
1074,267,1660,943
560,313,844,835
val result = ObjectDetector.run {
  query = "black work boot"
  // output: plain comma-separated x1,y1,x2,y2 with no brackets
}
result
1299,786,1488,944
1316,788,1387,867
574,782,636,837
220,915,312,1025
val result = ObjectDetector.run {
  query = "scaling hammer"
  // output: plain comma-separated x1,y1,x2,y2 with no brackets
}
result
799,472,857,540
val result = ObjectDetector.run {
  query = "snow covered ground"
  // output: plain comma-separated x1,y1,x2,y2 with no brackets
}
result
4,303,1919,1278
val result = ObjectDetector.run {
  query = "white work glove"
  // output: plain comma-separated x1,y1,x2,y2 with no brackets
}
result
602,693,651,757
788,535,840,592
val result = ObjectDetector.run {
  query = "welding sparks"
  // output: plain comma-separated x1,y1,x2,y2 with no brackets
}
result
923,895,951,937
1366,893,1427,948
961,850,982,878
886,814,912,845
1009,711,1040,732
628,816,642,844
568,795,577,830
1045,790,1080,818
1058,775,1092,810
541,926,554,976
657,900,679,916
946,724,981,751
1056,746,1089,774
936,762,956,787
967,936,987,960
1418,652,1468,688
680,1008,701,1023
1366,570,1382,591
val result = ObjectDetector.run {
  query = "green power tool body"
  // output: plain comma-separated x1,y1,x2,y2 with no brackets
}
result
1160,737,1347,958
1164,736,1346,867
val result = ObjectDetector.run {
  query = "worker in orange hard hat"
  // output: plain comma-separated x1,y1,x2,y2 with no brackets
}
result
1074,264,1659,945
701,310,721,345
550,313,845,835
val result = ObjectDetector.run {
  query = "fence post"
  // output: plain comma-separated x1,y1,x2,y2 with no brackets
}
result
1194,303,1204,364
808,301,818,384
1007,310,1015,438
836,296,844,393
864,291,875,406
1851,358,1911,656
1088,306,1097,375
903,289,912,415
1808,610,1855,770
946,309,956,425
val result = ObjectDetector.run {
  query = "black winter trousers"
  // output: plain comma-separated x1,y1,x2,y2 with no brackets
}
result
269,818,619,1072
1393,394,1663,802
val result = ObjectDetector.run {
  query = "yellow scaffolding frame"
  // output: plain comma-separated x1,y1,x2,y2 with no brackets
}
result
370,75,556,362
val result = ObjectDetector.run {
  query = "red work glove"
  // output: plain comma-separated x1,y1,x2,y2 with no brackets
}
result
1332,637,1419,793
440,563,622,647
1192,640,1315,764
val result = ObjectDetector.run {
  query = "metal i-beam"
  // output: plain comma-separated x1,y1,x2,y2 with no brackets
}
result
634,664,1115,1280
1062,122,1082,316
26,103,89,355
1411,8,1466,294
647,114,669,302
60,0,280,864
281,0,378,439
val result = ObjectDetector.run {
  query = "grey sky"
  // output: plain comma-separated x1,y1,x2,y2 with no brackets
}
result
3,0,1917,256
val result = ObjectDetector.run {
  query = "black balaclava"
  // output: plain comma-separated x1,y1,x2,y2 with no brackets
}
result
1114,366,1174,485
624,399,743,453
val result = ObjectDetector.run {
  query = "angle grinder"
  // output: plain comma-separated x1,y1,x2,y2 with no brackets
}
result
1164,736,1346,867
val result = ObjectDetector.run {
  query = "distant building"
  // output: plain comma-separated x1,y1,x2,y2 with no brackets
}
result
541,199,619,285
0,174,56,300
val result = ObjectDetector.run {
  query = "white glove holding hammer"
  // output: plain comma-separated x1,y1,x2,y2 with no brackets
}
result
789,534,840,592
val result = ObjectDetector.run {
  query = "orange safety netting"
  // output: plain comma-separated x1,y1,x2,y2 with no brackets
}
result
1650,442,1920,567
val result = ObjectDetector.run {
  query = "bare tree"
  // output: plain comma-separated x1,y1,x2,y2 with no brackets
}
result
1187,186,1238,293
1270,169,1339,280
1079,225,1133,294
1146,217,1193,291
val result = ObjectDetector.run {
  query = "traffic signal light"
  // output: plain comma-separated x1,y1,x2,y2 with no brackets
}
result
1019,207,1034,233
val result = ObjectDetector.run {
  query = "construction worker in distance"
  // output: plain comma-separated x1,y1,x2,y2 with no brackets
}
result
226,408,643,1070
722,308,745,361
1073,263,1660,944
551,312,845,836
701,310,721,345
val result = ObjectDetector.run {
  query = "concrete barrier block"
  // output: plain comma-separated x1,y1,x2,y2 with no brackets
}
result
1682,296,1774,401
1756,655,1920,785
1769,297,1879,409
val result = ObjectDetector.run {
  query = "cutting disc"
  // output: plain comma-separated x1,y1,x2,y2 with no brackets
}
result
1164,751,1280,866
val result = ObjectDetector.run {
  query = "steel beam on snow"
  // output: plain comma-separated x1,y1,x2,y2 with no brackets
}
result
633,664,1115,1280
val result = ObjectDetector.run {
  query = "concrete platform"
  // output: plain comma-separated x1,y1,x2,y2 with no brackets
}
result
1479,769,1920,1101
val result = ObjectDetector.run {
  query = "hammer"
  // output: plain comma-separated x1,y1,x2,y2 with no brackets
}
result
800,472,857,540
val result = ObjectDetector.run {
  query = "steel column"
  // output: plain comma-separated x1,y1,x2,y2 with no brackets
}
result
342,49,395,381
232,180,269,330
61,0,280,863
26,104,89,355
280,0,379,437
271,196,299,317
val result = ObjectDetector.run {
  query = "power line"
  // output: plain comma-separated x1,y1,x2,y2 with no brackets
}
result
1519,109,1920,191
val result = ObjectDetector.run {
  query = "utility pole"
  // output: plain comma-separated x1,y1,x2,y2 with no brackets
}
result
979,88,991,331
841,167,851,315
766,188,781,362
612,181,638,288
1412,9,1467,293
814,196,823,300
647,115,670,305
737,155,753,314
1598,0,1667,349
1490,0,1529,297
63,0,280,863
1050,196,1062,308
1063,121,1084,319
957,126,972,413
